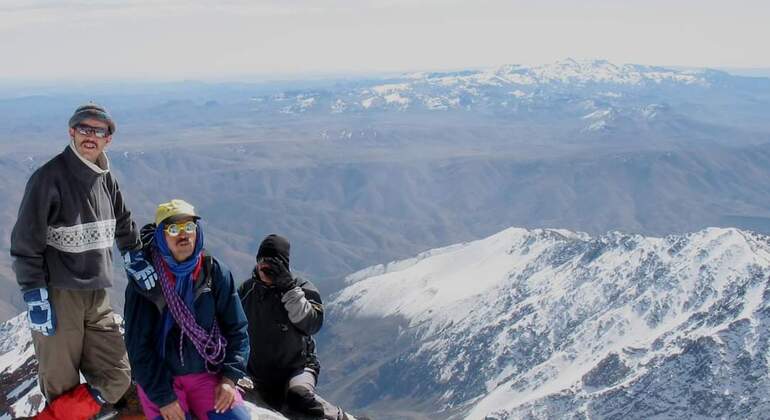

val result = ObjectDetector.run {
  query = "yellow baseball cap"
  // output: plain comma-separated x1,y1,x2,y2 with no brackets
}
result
155,199,199,225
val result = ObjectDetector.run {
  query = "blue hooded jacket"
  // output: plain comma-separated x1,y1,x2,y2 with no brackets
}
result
123,223,249,407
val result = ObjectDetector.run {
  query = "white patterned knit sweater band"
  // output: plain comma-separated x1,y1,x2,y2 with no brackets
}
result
46,219,116,253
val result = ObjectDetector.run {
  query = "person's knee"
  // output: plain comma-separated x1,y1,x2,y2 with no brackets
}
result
38,371,81,403
244,382,286,410
287,385,324,415
94,369,131,404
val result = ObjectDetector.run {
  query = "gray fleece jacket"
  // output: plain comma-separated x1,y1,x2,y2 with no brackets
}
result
11,142,140,291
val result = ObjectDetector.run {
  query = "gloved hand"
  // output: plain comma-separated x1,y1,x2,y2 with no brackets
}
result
23,288,56,336
123,249,158,290
260,257,297,292
139,223,156,249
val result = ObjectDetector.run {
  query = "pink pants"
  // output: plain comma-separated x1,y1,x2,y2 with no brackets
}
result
136,372,243,420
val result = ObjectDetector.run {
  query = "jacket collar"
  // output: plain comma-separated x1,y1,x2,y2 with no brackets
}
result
64,141,110,182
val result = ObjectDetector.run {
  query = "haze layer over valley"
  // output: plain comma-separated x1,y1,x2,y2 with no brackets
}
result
0,59,769,320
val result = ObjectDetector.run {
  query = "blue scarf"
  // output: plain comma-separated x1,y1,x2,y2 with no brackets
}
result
154,221,205,357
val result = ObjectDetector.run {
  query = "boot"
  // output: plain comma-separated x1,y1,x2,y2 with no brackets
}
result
35,384,102,420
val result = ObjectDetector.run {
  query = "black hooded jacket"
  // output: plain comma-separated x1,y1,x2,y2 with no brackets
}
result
238,271,323,384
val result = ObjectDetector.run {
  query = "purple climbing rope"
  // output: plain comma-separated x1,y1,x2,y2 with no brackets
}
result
154,252,227,371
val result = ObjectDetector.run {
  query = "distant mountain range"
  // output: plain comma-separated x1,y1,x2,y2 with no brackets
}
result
266,59,717,114
245,58,769,139
2,58,769,143
319,226,770,419
0,59,768,323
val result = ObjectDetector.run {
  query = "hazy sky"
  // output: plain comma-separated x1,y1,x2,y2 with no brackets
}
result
1,0,768,81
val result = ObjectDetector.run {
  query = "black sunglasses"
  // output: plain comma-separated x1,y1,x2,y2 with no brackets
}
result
75,124,110,139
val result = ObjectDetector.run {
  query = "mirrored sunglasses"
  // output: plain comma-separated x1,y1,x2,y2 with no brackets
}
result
75,124,110,139
164,221,197,237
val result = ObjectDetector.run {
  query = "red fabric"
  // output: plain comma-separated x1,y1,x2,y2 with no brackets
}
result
35,384,101,420
192,257,203,282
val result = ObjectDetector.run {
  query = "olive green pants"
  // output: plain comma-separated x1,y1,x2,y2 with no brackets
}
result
31,288,131,404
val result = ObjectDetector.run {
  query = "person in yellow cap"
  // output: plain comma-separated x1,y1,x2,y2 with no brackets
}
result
123,199,252,420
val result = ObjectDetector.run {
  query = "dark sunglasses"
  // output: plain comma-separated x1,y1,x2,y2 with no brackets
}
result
75,124,110,139
256,258,274,270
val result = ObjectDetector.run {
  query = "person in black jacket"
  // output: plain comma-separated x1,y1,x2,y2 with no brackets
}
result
10,103,145,419
239,234,349,419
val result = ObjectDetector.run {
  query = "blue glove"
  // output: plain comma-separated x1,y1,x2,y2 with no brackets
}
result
23,288,56,336
123,249,158,290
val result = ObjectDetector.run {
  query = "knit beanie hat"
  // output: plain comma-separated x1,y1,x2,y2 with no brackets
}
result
256,234,290,268
68,103,116,135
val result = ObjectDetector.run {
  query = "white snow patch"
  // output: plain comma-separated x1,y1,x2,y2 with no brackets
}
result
331,99,347,113
384,93,410,108
372,83,410,95
7,377,35,400
361,97,376,109
600,91,623,98
582,109,613,120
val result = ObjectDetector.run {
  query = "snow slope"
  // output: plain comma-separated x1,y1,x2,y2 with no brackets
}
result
328,227,770,419
0,312,44,419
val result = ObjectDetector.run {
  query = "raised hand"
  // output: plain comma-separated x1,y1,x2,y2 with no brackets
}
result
259,257,297,292
123,249,158,290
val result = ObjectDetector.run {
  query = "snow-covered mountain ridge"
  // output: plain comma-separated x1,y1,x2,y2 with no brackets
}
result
263,58,729,118
244,58,770,137
401,58,709,90
324,227,770,419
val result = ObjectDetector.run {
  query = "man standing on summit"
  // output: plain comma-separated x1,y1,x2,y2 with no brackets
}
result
10,103,157,420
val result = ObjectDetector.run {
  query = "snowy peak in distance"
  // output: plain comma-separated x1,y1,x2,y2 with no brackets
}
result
326,226,770,419
406,58,712,88
261,58,755,124
501,58,710,86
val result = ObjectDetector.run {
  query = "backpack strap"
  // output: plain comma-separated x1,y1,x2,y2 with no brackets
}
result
199,252,220,328
193,251,215,300
146,251,216,312
202,252,214,290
